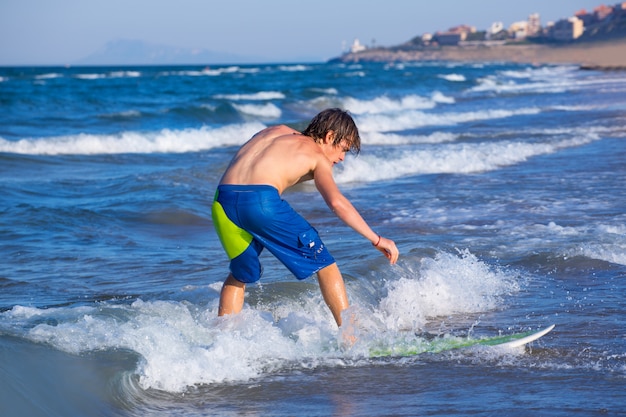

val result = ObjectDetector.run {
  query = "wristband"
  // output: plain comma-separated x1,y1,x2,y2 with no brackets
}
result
372,235,381,247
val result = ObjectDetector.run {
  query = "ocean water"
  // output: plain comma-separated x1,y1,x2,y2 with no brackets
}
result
1,61,625,416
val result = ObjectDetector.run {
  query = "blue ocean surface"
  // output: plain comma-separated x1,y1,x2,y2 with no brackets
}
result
1,62,625,416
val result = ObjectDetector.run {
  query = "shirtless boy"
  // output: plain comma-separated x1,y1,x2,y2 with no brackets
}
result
212,108,399,327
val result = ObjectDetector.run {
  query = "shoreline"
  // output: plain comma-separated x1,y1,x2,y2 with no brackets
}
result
334,39,626,69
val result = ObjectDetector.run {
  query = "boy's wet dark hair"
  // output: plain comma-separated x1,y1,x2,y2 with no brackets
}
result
302,108,361,155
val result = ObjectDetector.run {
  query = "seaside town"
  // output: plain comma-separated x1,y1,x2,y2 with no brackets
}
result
347,2,626,53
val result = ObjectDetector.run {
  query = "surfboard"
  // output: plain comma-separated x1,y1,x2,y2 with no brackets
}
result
370,324,555,358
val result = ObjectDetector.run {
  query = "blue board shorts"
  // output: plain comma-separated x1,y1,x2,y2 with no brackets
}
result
212,184,335,283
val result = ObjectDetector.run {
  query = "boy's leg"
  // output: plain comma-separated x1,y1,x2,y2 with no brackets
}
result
317,263,350,327
218,273,246,316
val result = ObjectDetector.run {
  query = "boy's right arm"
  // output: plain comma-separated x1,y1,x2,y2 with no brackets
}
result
313,159,399,264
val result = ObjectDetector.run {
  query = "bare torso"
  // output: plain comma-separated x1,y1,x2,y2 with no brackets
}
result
219,125,329,194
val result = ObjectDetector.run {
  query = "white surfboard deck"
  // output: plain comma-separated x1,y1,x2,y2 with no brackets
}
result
494,324,555,348
370,324,555,358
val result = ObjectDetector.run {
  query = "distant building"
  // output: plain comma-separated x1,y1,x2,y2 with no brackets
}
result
350,38,366,53
435,24,475,45
435,32,465,45
448,24,476,35
509,21,529,39
488,22,504,35
594,4,614,21
574,9,596,26
527,13,541,36
506,14,541,40
551,16,584,41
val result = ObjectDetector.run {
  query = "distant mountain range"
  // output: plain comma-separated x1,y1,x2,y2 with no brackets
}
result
76,39,261,66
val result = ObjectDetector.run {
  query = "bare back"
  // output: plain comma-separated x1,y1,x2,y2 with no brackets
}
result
219,125,329,194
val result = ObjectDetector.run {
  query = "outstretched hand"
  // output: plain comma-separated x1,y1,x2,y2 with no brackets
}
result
374,236,399,264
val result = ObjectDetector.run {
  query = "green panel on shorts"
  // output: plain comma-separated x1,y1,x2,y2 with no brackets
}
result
211,199,253,259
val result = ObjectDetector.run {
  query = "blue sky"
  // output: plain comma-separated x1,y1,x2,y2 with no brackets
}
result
0,0,604,65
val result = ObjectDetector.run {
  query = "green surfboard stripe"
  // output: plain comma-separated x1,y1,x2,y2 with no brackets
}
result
211,198,253,259
370,329,539,358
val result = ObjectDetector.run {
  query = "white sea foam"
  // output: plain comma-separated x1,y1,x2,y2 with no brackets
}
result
4,249,520,391
36,71,139,81
0,123,266,155
470,77,572,94
109,71,141,78
99,110,142,119
164,66,241,77
239,67,261,74
598,224,626,236
214,91,286,100
438,73,466,82
431,91,456,104
469,65,626,95
12,296,343,392
500,222,626,267
361,131,459,145
172,69,219,77
358,107,541,132
35,73,63,80
377,250,520,331
567,223,626,266
577,243,626,266
74,73,107,80
356,107,541,134
22,301,314,391
335,134,600,183
345,71,366,77
343,94,437,114
309,87,339,95
469,66,576,94
233,103,282,118
277,64,310,72
501,65,578,80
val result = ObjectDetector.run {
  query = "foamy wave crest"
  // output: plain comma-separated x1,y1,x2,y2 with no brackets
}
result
469,66,582,95
309,87,338,95
500,65,578,80
70,70,141,80
214,91,285,100
109,71,141,78
278,64,311,72
345,71,366,77
362,131,459,145
343,94,437,115
0,123,266,155
432,91,455,104
377,250,520,331
99,110,142,119
74,73,107,80
577,243,626,266
335,134,599,182
356,107,541,133
470,77,571,94
157,66,242,77
233,103,282,118
6,292,345,392
36,73,63,80
567,224,626,266
3,250,523,391
438,73,466,82
8,302,307,391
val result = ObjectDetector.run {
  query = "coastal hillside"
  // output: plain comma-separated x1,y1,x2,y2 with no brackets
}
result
332,2,626,68
331,39,626,68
